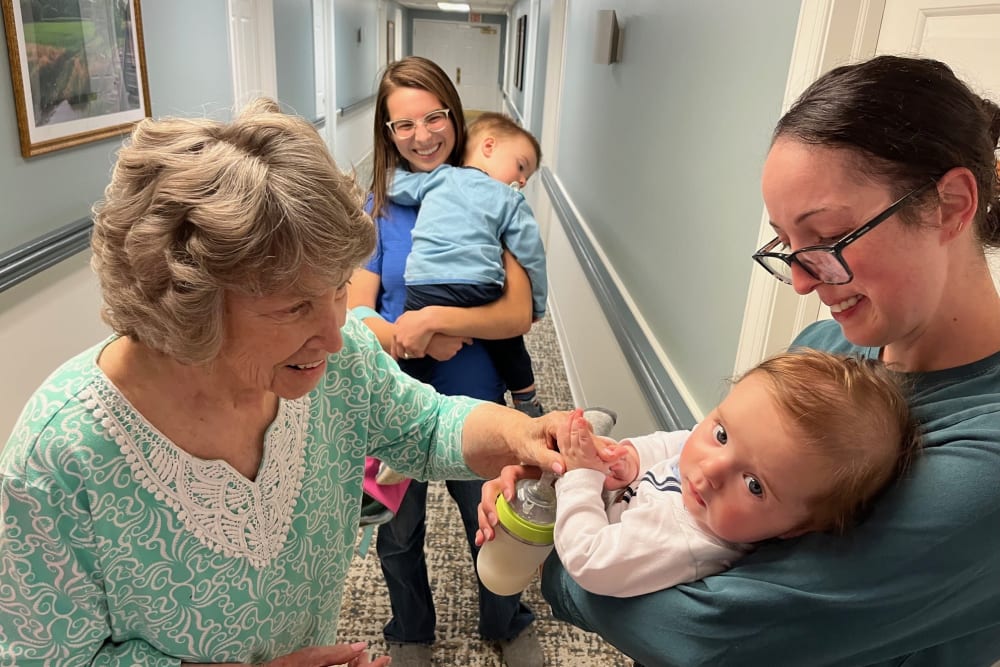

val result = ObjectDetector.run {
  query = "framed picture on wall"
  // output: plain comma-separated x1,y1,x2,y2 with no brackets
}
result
1,0,151,158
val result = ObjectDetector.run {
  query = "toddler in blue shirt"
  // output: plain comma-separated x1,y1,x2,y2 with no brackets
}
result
389,112,547,418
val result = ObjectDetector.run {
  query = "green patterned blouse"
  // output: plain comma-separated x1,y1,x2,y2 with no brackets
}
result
0,316,479,666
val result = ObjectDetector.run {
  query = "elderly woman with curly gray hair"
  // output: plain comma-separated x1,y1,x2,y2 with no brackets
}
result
0,99,564,667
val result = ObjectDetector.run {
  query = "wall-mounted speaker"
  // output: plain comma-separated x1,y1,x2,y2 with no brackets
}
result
594,10,624,65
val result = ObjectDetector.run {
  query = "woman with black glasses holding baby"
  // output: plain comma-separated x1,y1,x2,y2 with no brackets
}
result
516,55,1000,666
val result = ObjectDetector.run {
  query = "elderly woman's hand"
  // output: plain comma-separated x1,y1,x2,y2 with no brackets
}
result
463,406,567,542
475,409,629,545
516,409,569,473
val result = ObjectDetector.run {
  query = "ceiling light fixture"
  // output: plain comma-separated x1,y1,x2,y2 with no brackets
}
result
437,2,471,11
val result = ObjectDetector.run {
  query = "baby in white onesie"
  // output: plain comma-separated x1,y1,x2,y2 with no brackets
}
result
550,348,921,597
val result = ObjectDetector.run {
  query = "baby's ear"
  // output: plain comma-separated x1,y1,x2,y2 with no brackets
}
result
481,136,496,157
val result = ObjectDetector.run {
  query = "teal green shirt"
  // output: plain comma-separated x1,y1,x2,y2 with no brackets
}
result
0,316,479,665
542,320,1000,666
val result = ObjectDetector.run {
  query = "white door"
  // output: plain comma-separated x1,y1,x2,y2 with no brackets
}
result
227,0,277,110
738,0,1000,370
412,19,501,112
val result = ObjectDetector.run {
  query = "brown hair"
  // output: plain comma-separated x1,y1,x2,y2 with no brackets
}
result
91,98,376,365
774,55,1000,247
370,56,466,220
464,111,542,166
743,348,921,534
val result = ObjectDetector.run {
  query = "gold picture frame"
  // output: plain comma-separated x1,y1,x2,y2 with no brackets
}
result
2,0,151,158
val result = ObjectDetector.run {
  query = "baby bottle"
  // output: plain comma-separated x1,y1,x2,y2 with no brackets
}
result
476,407,617,596
477,471,557,596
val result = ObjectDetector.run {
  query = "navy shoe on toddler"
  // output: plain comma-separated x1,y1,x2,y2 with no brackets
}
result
513,397,545,418
512,389,545,417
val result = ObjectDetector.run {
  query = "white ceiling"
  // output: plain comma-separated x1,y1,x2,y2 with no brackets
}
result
396,1,515,15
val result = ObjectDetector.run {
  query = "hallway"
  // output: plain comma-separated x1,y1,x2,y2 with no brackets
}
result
339,315,632,665
2,2,999,665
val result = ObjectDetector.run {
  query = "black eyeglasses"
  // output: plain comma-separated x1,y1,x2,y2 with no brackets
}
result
752,181,937,285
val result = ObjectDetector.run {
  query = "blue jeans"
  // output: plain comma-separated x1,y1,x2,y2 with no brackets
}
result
376,478,536,643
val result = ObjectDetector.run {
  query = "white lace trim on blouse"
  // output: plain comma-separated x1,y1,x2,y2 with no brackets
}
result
82,378,310,569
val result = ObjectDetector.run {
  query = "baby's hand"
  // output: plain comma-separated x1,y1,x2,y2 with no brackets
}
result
559,409,626,472
602,439,639,490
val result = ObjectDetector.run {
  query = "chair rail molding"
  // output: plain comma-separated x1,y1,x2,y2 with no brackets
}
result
0,218,92,294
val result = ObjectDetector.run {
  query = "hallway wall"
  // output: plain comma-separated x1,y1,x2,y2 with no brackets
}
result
0,0,236,436
275,0,318,120
537,0,800,423
0,0,804,437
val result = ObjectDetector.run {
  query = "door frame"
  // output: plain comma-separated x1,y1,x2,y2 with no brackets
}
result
538,0,567,177
521,0,541,129
734,0,886,373
313,0,336,153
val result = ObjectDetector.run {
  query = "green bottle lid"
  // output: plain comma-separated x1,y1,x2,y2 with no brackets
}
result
495,493,555,545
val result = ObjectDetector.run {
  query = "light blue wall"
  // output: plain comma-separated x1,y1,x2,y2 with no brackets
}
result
141,0,233,118
334,0,379,109
555,0,800,412
0,49,110,253
274,0,317,120
0,0,233,256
